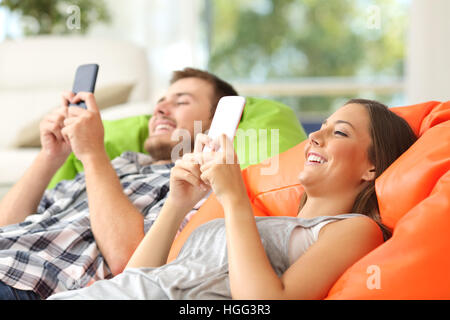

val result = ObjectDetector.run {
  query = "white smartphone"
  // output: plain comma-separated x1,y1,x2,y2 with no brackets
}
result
203,96,246,152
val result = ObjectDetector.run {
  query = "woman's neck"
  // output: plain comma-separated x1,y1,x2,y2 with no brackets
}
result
297,193,356,219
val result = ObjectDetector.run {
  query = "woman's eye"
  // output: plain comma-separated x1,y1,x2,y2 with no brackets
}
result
177,101,189,105
334,130,348,137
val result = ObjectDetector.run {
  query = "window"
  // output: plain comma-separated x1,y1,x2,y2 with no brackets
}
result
205,0,410,133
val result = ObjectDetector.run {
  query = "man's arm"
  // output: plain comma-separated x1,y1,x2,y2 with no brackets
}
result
61,92,146,275
82,152,146,275
0,151,62,227
0,102,72,227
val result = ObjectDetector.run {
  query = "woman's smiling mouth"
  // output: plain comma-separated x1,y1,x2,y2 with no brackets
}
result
305,152,328,165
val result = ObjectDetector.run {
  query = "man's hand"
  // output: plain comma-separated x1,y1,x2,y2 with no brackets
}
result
61,92,106,164
39,92,73,167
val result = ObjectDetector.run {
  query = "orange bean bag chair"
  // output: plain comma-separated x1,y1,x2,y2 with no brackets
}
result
167,100,450,299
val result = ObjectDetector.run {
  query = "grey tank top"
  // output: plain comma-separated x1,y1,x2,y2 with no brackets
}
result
48,213,365,300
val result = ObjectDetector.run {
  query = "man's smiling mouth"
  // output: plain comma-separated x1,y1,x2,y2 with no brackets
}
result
152,119,177,134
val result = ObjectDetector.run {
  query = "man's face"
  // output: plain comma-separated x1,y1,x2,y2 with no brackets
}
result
144,77,214,162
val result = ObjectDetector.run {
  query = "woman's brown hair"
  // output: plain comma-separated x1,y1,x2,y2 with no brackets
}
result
299,98,417,240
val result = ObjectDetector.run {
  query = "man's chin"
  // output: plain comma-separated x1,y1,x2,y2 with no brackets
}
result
144,138,176,162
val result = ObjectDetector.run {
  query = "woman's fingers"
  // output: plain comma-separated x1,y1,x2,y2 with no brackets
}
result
219,134,237,164
172,164,204,188
177,157,201,177
194,133,218,153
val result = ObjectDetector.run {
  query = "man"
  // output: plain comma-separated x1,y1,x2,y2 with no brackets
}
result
0,68,238,299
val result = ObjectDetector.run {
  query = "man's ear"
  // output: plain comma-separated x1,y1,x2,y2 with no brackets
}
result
362,167,376,182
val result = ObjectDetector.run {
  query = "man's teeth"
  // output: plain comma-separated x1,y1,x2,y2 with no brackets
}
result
155,124,173,131
307,154,326,164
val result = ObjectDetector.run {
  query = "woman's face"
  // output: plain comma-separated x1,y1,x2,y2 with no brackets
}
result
298,103,375,197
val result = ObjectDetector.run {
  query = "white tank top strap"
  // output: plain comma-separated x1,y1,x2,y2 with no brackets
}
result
288,213,367,265
310,213,367,242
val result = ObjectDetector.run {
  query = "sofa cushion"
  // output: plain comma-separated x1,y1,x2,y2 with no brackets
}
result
167,101,450,299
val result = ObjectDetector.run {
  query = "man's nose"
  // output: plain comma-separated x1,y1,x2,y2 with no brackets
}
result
154,100,172,116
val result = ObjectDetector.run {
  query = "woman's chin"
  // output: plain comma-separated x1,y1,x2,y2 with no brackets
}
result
298,167,317,184
298,170,313,188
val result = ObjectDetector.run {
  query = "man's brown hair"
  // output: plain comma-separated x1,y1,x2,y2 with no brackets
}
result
170,67,239,117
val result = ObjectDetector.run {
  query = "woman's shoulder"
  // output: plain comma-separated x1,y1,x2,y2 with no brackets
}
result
318,215,384,248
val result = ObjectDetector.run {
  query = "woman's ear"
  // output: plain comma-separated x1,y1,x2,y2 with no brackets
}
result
362,167,376,182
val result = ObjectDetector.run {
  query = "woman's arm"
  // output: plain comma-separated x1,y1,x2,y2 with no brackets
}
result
224,199,383,299
125,198,190,269
199,134,285,298
222,194,286,299
126,153,210,269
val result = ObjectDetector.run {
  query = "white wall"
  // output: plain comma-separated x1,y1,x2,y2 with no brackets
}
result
406,0,450,104
88,0,208,110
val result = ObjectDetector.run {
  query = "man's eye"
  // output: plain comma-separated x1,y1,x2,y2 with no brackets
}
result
177,101,189,105
334,131,348,137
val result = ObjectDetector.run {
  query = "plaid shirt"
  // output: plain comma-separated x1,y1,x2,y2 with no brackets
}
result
0,151,198,299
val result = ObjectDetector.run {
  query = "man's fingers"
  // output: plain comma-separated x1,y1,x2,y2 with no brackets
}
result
61,91,75,108
63,117,77,127
71,92,99,113
41,121,64,143
45,113,65,125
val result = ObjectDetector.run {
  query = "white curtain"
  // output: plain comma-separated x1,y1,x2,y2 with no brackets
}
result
406,0,450,104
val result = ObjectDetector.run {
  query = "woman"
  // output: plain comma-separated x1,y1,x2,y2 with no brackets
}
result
48,99,417,300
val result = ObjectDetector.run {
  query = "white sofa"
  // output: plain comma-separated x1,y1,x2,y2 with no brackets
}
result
0,36,153,193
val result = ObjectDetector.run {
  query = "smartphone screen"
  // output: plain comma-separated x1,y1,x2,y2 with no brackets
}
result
70,64,99,109
203,96,246,152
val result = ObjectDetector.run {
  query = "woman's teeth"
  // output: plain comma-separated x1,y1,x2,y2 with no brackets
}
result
307,154,326,164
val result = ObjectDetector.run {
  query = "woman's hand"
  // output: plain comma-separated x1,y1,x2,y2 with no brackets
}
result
168,152,211,213
197,133,248,208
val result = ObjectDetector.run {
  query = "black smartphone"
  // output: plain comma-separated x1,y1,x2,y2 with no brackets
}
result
69,64,99,109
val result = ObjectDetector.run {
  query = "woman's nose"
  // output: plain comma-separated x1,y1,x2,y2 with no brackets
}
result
309,130,323,146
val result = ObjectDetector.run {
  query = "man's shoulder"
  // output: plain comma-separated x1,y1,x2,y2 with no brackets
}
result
113,151,152,166
113,151,174,175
